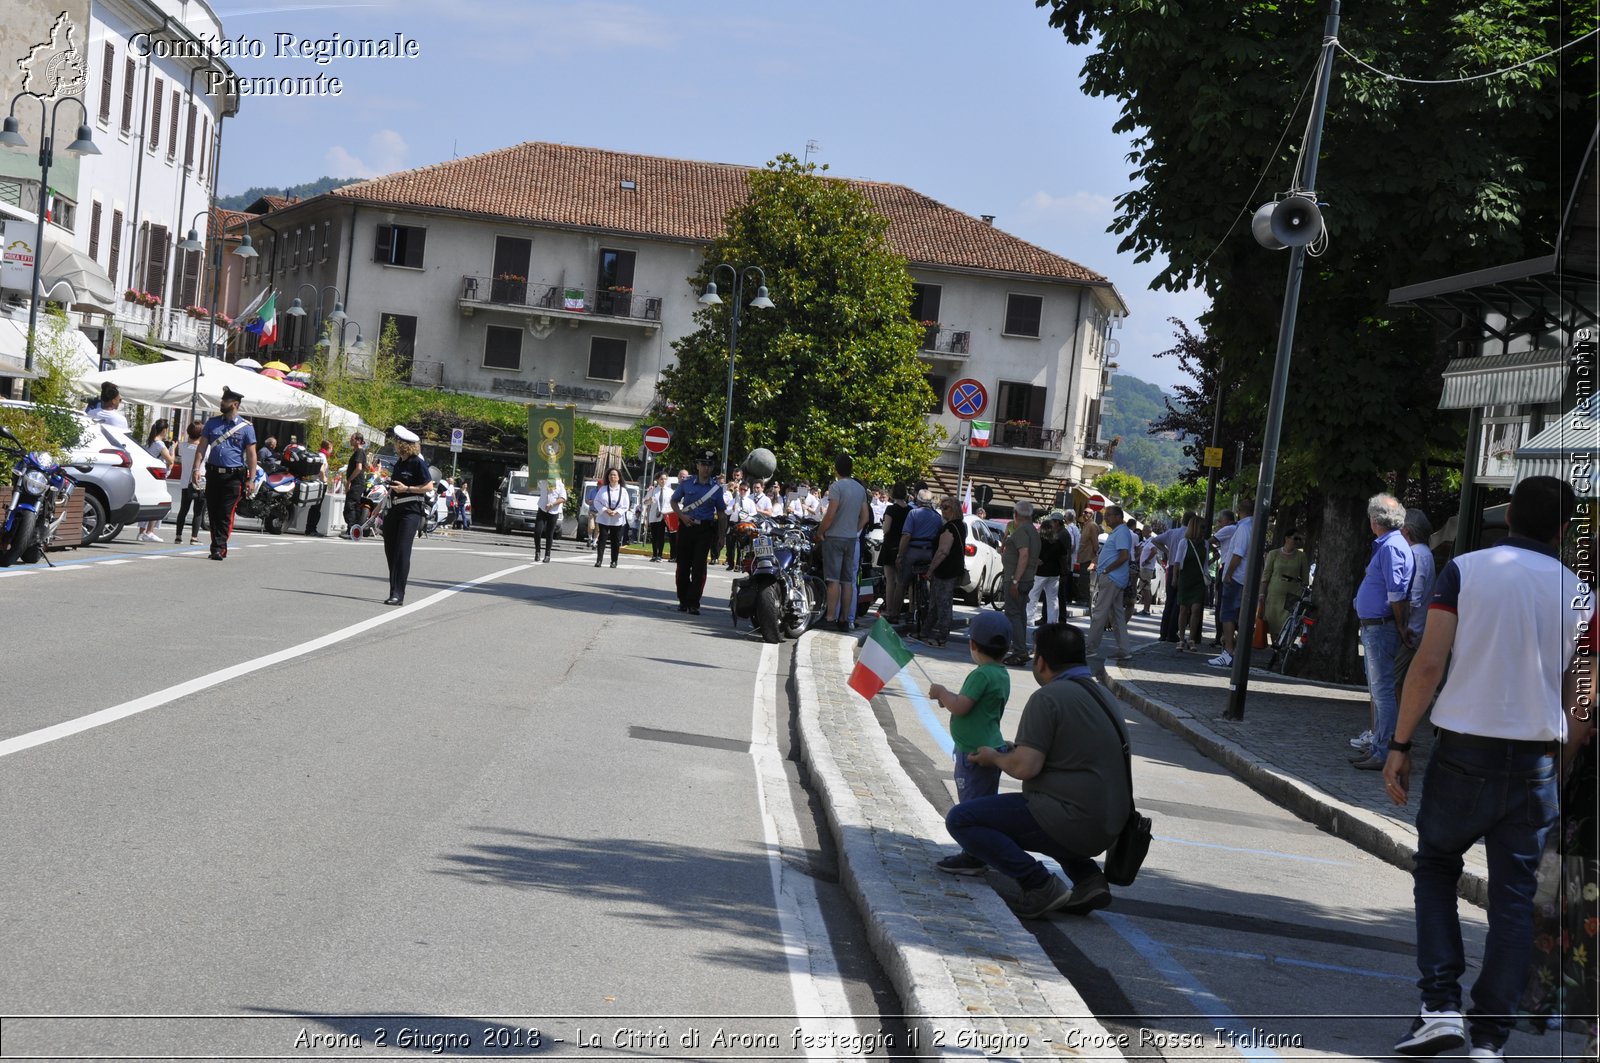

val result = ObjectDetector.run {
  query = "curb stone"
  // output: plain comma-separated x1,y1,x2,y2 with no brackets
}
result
1097,652,1490,909
793,631,1125,1060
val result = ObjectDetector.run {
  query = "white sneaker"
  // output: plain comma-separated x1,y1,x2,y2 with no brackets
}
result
1394,1008,1467,1055
1207,651,1233,668
1350,729,1376,749
1466,1047,1503,1060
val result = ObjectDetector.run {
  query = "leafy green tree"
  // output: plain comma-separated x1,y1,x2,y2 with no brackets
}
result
1036,0,1593,681
0,309,90,454
656,155,940,486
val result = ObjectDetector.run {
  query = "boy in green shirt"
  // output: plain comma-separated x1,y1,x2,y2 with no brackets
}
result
927,610,1012,875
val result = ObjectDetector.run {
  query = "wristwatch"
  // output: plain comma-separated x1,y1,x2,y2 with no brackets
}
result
1389,738,1413,753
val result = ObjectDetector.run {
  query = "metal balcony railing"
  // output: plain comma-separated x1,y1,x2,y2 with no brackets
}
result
1082,439,1115,461
994,423,1064,451
919,325,971,356
461,275,663,323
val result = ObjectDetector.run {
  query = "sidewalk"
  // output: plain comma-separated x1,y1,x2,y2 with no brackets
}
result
795,630,1124,1061
1098,641,1490,906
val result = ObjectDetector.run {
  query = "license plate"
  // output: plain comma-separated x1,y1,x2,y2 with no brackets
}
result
753,536,774,558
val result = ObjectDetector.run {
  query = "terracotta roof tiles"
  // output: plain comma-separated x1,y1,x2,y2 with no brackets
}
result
324,142,1107,285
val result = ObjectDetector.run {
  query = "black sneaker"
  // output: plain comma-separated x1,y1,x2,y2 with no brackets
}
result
1394,1009,1466,1055
935,853,987,877
1060,875,1113,916
1011,875,1071,919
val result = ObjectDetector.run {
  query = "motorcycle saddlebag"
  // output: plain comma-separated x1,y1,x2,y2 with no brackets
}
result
732,577,759,619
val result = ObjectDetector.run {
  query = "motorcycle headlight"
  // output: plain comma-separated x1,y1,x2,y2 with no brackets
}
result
22,468,48,495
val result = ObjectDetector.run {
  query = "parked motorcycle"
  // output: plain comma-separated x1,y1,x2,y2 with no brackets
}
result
728,514,824,643
0,425,97,567
241,464,300,535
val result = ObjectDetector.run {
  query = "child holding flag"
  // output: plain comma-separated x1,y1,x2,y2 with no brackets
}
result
925,611,1012,876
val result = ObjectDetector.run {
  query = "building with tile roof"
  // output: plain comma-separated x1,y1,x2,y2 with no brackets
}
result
230,141,1126,488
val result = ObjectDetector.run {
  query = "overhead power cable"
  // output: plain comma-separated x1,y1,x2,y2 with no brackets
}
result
1331,29,1597,86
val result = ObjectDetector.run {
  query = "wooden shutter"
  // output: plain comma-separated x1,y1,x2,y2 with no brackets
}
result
402,228,425,269
179,248,200,307
149,78,163,150
374,224,393,263
120,58,135,133
88,202,102,261
143,223,169,297
198,116,207,179
98,43,114,122
167,90,178,157
184,100,196,167
109,210,123,283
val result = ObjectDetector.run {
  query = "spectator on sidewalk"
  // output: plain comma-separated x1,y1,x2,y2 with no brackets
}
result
1154,514,1192,643
1391,508,1436,702
1383,475,1592,1059
1259,528,1309,643
643,472,672,562
1028,515,1065,631
1076,510,1102,605
340,434,368,539
898,485,943,626
918,496,966,647
878,484,911,623
1208,510,1237,647
172,421,205,545
927,611,1012,876
1208,500,1255,667
1001,501,1041,665
944,623,1128,919
1059,508,1080,621
1083,505,1135,661
138,419,173,542
815,452,870,631
1349,495,1414,770
1136,523,1162,616
1173,514,1211,652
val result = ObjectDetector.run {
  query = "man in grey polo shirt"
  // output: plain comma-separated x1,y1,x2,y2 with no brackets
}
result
814,451,870,633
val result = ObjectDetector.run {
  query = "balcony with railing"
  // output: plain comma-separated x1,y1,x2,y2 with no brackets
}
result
918,324,971,358
1081,439,1117,463
459,275,663,329
113,299,217,351
992,422,1065,453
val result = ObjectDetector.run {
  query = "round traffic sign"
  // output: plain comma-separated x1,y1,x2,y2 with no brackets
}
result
947,378,988,421
643,425,672,455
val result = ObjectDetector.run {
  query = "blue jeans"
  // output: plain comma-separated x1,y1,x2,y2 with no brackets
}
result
1413,736,1558,1050
945,793,1102,890
1359,621,1401,757
953,749,1003,804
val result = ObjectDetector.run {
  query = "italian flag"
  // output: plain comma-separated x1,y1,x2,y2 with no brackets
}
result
848,618,913,702
970,420,991,447
257,292,278,346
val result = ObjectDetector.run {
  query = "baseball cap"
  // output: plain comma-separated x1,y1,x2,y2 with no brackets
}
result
968,611,1012,655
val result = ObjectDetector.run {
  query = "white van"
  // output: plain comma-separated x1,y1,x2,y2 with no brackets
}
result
494,467,544,534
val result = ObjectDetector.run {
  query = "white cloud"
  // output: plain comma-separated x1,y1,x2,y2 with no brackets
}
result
1020,189,1115,222
324,128,409,178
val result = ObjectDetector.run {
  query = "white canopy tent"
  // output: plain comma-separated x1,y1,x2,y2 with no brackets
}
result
78,357,384,444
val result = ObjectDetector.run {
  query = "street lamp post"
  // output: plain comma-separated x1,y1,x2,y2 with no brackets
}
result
178,211,258,422
0,91,100,394
285,285,346,358
698,264,774,475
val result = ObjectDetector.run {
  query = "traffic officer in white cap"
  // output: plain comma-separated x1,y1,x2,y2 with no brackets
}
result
381,425,432,605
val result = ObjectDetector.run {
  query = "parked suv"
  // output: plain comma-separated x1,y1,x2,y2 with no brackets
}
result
0,400,150,545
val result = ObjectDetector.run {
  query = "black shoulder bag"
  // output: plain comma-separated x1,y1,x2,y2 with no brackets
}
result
1070,677,1153,887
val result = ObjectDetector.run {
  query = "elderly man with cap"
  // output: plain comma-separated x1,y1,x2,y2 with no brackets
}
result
381,425,432,605
671,450,727,615
192,385,258,561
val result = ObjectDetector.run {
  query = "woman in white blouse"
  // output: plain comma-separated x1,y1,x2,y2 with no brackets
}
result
591,467,630,568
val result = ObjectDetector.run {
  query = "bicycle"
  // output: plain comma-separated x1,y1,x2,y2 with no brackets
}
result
1267,588,1316,674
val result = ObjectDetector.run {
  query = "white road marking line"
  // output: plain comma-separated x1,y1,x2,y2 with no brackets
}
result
0,562,535,760
95,559,136,566
749,642,854,1052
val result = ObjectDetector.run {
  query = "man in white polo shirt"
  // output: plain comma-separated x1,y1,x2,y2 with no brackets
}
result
1208,500,1254,667
1383,475,1593,1060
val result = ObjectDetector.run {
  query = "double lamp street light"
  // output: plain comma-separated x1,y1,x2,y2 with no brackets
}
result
178,210,258,422
0,91,99,391
698,263,774,476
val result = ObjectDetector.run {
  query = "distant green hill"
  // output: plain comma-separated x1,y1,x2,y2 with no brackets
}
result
217,176,361,212
1101,374,1191,485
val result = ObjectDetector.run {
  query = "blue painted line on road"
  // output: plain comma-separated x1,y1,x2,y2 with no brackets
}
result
1100,912,1284,1063
895,670,955,758
1154,835,1356,866
1167,943,1413,984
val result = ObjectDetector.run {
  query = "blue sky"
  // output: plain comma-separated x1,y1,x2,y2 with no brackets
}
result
211,0,1211,391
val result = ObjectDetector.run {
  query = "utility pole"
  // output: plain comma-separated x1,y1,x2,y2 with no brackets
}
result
1202,357,1225,536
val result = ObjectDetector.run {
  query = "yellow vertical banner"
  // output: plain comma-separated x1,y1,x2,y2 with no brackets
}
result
529,405,575,487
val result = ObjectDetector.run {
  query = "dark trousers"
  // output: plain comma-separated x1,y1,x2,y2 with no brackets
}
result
343,492,363,532
945,794,1103,891
674,522,716,608
535,510,558,557
383,505,425,599
648,519,667,559
204,467,246,554
595,523,622,564
1159,570,1182,641
305,496,324,534
174,485,204,539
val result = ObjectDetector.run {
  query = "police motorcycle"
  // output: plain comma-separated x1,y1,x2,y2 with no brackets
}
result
242,443,325,535
0,424,102,567
727,449,825,643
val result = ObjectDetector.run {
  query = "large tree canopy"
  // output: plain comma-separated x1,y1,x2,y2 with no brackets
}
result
656,155,939,486
1037,0,1593,680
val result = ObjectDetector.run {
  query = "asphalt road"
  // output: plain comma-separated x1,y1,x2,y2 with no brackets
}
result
0,529,905,1060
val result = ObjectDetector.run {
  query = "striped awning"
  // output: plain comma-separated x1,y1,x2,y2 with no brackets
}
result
1438,349,1569,410
1514,397,1599,486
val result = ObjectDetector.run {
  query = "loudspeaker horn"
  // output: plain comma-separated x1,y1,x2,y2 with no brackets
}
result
1269,194,1323,247
1251,202,1286,250
741,447,777,481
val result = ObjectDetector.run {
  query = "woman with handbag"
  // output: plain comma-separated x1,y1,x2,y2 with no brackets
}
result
1174,514,1210,652
138,420,174,542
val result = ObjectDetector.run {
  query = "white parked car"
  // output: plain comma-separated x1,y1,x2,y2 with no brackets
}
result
91,419,172,540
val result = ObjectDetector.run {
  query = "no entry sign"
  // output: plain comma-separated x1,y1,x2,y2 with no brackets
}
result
643,425,672,455
947,378,988,421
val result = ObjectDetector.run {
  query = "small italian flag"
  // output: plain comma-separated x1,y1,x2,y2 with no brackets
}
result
848,617,913,702
970,420,991,447
256,292,278,346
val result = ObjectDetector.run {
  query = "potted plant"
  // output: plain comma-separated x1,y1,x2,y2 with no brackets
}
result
492,272,527,304
599,284,633,316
